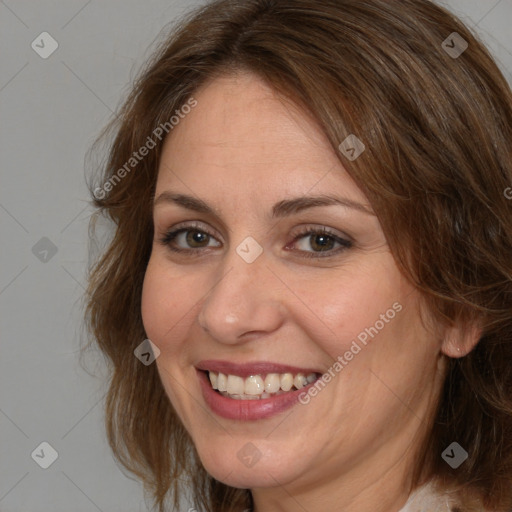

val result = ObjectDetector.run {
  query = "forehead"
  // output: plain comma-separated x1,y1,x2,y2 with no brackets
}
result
155,71,367,205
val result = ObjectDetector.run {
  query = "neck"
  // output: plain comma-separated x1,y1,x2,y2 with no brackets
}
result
251,447,418,512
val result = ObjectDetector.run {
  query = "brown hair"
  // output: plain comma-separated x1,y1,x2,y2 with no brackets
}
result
84,1,512,510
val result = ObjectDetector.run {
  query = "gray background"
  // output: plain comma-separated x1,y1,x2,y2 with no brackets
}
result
1,1,511,511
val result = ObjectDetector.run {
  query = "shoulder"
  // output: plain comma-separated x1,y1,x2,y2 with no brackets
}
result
399,480,497,512
399,481,452,512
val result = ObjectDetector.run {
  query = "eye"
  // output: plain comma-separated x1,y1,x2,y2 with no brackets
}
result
159,222,221,253
158,222,352,259
287,226,352,258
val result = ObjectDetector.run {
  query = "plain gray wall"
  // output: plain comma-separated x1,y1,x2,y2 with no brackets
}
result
1,1,511,511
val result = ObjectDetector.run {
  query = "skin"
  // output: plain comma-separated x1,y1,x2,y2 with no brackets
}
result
141,71,479,512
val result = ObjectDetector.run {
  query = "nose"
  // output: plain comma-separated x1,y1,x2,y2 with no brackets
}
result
197,247,285,344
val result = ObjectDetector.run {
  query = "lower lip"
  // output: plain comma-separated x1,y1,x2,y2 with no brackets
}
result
197,370,317,421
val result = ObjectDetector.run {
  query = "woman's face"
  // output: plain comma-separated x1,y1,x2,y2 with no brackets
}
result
141,72,446,505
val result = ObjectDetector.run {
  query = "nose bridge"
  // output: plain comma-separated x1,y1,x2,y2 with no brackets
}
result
197,243,283,343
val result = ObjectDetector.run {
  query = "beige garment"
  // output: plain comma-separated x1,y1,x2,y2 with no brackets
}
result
398,481,457,512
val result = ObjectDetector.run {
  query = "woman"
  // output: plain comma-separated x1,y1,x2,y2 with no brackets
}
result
85,1,512,511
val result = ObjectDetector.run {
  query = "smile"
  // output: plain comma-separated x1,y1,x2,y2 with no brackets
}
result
196,361,322,420
208,371,318,399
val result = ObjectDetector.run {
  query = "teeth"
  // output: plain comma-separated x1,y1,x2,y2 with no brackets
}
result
217,372,227,392
280,373,294,391
207,370,317,398
245,375,264,395
223,393,261,400
209,372,218,389
294,374,307,389
264,373,280,393
226,375,244,395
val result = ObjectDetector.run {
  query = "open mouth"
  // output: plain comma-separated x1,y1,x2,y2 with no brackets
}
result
203,370,321,400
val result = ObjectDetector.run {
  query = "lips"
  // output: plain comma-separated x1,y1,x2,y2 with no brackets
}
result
196,360,322,378
196,360,322,421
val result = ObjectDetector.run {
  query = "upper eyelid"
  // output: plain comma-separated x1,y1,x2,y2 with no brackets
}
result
289,227,352,249
290,224,353,246
167,220,221,237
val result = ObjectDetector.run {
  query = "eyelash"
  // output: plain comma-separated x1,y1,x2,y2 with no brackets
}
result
158,222,353,259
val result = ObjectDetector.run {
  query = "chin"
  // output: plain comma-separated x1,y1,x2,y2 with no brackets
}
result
196,441,302,489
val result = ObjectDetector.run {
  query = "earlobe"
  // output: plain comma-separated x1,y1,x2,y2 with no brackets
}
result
441,321,483,358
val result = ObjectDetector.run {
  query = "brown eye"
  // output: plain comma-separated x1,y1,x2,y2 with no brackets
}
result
289,227,352,258
308,233,336,252
159,225,222,253
185,230,211,247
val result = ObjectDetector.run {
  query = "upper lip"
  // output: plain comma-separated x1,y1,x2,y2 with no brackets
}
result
196,360,321,378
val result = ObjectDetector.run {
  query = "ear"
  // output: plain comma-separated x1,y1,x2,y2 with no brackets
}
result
441,321,483,358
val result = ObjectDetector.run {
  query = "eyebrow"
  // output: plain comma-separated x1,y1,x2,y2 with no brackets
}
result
153,191,375,217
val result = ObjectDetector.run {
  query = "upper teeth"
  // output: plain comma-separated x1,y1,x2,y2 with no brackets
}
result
208,371,317,397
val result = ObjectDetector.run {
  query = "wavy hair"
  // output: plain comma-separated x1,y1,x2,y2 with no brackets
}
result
85,1,512,510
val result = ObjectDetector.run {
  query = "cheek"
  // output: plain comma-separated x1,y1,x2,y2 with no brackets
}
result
141,262,163,339
141,259,202,422
291,258,403,357
141,256,208,360
141,259,183,347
